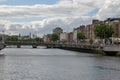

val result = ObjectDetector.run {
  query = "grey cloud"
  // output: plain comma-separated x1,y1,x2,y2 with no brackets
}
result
96,0,120,20
0,0,96,18
1,0,120,36
1,16,91,36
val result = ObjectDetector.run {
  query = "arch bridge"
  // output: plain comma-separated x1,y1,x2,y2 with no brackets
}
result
5,41,49,48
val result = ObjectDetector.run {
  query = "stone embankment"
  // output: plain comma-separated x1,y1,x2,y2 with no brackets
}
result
103,45,120,56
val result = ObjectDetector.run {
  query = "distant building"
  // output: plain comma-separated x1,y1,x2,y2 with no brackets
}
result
86,25,91,39
43,35,47,42
75,25,86,34
104,18,120,38
53,27,63,41
68,32,73,43
85,20,102,40
92,19,100,24
43,18,120,43
73,25,86,43
108,20,120,38
53,27,63,35
60,32,68,42
86,24,95,40
43,34,51,43
72,20,102,41
73,29,77,43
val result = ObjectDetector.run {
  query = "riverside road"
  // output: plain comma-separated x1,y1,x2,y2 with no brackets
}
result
0,46,120,80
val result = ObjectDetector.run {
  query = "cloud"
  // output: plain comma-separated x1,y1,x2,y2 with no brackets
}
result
0,0,97,19
0,0,120,36
96,0,120,20
1,16,92,36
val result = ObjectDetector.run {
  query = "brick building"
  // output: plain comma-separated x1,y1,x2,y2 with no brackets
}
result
68,32,73,43
74,25,86,34
85,20,103,40
104,18,120,38
111,21,120,38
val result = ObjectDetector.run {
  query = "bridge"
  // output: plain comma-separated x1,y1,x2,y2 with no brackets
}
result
5,41,47,48
4,41,99,49
0,41,119,56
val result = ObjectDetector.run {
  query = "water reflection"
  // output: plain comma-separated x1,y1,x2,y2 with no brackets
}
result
0,47,120,80
0,56,4,80
6,45,47,49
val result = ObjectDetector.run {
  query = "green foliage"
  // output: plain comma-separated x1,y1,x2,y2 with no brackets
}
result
94,24,114,39
35,38,39,41
6,36,18,41
77,32,85,40
35,37,43,42
6,36,43,42
89,39,93,44
19,38,34,42
51,34,59,41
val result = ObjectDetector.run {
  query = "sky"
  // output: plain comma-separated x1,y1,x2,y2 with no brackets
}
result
0,0,120,36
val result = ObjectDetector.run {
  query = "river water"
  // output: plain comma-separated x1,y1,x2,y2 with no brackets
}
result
0,46,120,80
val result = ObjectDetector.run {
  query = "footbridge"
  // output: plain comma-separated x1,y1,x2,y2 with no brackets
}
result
5,41,99,49
5,41,48,48
3,41,120,56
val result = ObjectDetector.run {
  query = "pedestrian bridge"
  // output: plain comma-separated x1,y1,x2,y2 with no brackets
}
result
5,41,48,48
2,41,120,56
4,41,99,49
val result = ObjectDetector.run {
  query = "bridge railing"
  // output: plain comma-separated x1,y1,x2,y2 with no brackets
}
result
5,41,100,49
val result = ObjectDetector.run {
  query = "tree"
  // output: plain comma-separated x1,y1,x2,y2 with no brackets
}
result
77,32,85,41
35,37,40,42
51,34,59,41
6,36,18,41
94,23,114,39
35,37,43,42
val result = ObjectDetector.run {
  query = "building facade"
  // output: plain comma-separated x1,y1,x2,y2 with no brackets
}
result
60,32,68,42
53,27,63,35
68,32,73,43
111,21,120,38
43,34,51,43
88,24,95,40
73,30,77,43
53,27,63,41
43,18,120,44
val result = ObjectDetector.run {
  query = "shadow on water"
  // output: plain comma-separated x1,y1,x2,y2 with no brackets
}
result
0,55,5,80
94,66,120,71
6,45,47,49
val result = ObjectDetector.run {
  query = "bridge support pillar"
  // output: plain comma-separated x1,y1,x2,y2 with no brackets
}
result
32,45,37,48
17,45,21,48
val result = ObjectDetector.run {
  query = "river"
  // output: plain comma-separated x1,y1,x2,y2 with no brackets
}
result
0,46,120,80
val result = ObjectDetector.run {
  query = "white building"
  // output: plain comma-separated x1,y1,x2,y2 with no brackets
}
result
73,30,77,43
43,35,48,42
43,34,51,43
60,32,68,42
